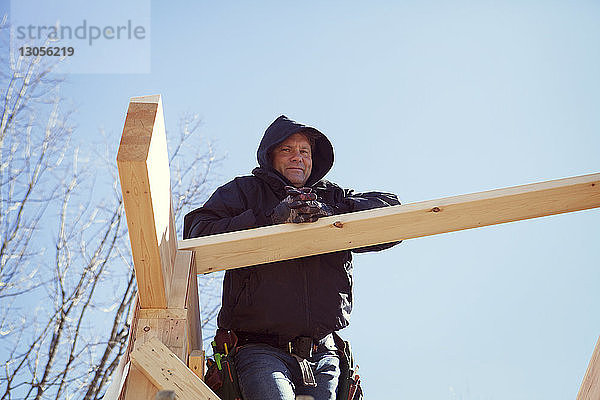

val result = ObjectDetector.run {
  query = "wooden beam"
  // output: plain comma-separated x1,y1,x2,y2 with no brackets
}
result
577,335,600,400
129,337,219,400
123,315,189,400
133,316,188,361
117,94,177,308
161,250,203,351
188,350,205,380
123,365,157,400
102,357,129,400
123,297,159,400
179,173,600,274
185,252,202,351
137,308,188,320
168,251,193,309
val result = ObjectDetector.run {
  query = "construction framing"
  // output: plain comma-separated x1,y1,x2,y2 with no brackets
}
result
109,94,600,400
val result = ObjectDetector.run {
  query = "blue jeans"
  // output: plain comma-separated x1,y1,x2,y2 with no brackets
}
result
234,337,340,400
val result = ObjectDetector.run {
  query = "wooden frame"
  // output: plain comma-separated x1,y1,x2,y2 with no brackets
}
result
112,94,600,400
129,338,218,400
115,95,207,399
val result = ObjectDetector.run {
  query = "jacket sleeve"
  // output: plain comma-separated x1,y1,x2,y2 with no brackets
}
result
338,189,402,253
183,180,269,239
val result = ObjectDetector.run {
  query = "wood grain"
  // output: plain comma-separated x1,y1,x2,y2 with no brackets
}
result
129,337,219,400
117,95,177,308
178,173,600,274
186,252,202,352
577,335,600,400
188,350,205,380
168,251,192,309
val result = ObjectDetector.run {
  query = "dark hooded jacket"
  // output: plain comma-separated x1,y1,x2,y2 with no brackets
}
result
183,115,400,340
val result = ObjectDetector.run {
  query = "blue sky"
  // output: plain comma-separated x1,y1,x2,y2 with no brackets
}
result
8,1,600,398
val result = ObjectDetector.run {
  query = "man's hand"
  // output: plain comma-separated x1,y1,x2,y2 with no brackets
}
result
270,186,334,224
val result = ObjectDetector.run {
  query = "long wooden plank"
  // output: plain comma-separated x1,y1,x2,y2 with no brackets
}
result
129,337,219,400
179,173,600,274
577,335,600,400
117,95,177,308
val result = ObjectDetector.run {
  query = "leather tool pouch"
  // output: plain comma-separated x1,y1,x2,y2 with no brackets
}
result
333,332,363,400
204,329,243,400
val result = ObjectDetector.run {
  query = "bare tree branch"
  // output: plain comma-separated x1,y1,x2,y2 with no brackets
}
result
0,19,223,399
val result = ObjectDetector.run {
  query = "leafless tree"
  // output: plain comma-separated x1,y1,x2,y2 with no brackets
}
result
0,20,222,400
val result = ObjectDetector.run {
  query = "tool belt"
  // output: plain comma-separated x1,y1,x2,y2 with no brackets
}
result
236,331,323,360
237,331,330,386
205,329,363,400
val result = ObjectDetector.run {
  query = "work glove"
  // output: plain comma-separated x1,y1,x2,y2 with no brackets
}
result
270,186,334,224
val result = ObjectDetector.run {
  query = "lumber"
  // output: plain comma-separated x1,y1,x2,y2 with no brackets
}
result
577,335,600,400
123,365,158,400
117,94,177,308
188,350,205,380
178,173,600,274
129,337,219,400
165,250,203,351
102,357,129,400
133,317,187,360
168,251,193,309
123,297,158,400
123,282,193,400
185,252,202,351
137,308,188,320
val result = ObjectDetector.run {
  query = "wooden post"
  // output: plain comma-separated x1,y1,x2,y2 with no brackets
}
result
188,350,205,380
116,95,204,399
117,94,177,308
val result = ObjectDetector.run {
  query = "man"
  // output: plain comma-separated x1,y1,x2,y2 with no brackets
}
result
183,115,400,400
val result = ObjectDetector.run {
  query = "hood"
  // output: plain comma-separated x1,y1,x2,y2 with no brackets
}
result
256,115,334,187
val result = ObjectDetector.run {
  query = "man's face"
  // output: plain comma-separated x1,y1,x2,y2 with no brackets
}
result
271,133,313,188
